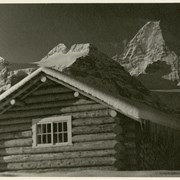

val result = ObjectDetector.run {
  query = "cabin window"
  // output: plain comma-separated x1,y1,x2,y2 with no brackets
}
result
32,115,72,147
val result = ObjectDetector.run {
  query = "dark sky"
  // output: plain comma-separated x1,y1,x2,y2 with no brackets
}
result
0,4,180,65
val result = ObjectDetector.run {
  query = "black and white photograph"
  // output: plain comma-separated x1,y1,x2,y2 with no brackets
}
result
0,2,180,177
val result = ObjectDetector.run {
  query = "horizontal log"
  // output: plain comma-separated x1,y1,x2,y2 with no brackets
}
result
1,108,111,122
72,109,111,119
72,133,116,142
0,156,116,170
72,117,115,127
0,131,32,141
8,166,117,173
0,123,31,134
0,118,32,126
0,109,111,125
0,140,118,156
0,138,32,149
25,93,77,104
13,100,26,107
0,104,108,120
72,123,116,135
0,149,116,163
11,99,95,111
0,111,112,126
33,86,73,95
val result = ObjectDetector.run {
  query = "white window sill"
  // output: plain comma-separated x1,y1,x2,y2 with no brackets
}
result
32,142,73,148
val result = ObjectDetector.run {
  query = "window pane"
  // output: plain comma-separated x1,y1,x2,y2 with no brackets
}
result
42,135,46,144
58,123,62,132
37,135,41,144
58,133,63,143
42,124,46,133
53,123,57,132
54,133,57,143
35,117,71,146
64,133,68,142
47,134,51,143
47,123,51,133
37,124,41,134
63,122,67,131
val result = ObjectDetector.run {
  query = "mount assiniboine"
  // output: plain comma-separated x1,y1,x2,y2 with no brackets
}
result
113,21,180,110
113,21,180,87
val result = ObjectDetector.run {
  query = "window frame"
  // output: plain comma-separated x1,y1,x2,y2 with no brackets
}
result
32,115,72,148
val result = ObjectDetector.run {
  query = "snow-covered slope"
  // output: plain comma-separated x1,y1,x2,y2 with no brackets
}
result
113,21,180,84
37,43,169,112
37,43,97,70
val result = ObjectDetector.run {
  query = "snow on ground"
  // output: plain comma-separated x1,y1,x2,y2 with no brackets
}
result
1,170,180,177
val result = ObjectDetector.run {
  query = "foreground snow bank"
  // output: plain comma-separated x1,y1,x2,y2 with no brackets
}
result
1,170,180,177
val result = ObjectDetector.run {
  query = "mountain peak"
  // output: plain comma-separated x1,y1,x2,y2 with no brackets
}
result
38,43,98,70
69,43,97,53
113,21,180,84
47,43,68,56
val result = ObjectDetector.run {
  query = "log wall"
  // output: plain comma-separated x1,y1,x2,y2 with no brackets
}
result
115,114,141,170
0,80,125,172
138,122,180,170
121,116,180,170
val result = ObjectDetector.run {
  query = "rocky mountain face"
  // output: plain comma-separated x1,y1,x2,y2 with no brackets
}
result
0,57,34,94
113,21,180,85
0,57,11,93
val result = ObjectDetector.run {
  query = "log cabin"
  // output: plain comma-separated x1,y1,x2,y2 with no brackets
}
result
0,43,180,172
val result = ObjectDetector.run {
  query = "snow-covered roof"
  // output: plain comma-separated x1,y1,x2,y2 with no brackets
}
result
0,43,179,129
42,67,180,130
0,66,179,129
